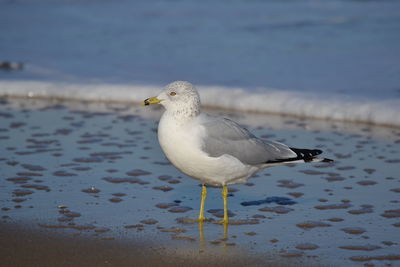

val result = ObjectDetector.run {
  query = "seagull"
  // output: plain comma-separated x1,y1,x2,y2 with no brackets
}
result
143,81,332,224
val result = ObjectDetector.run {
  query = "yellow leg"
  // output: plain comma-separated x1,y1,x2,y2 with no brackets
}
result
198,184,207,222
220,185,229,224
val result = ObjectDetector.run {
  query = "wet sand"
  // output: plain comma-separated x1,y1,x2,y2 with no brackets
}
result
0,98,399,266
0,222,271,267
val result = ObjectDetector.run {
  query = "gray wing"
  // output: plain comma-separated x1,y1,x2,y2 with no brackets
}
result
200,116,297,165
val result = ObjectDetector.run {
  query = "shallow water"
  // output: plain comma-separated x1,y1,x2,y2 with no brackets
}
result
0,98,399,266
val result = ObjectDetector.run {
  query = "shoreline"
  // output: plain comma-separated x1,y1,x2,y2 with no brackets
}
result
1,96,399,142
0,80,399,128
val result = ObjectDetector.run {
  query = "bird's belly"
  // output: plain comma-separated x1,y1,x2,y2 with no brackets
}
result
159,130,257,185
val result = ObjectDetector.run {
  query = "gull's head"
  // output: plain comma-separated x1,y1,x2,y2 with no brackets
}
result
143,81,201,116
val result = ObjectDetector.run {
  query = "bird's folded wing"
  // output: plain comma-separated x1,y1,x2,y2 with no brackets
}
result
200,116,297,165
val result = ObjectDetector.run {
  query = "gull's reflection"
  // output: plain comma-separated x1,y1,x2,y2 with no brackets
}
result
197,221,229,250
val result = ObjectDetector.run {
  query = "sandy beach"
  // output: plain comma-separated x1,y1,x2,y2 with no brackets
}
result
0,97,399,266
0,221,272,267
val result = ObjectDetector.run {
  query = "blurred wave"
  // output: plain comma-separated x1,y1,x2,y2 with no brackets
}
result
1,80,399,127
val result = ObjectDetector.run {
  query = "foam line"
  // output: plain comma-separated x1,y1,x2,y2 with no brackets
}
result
0,80,399,127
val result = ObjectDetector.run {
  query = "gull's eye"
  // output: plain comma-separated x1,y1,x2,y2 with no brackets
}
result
169,91,177,96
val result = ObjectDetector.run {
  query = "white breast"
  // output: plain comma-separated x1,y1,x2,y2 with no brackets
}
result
158,113,204,174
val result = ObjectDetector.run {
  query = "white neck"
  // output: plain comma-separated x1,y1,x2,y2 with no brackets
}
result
166,105,200,122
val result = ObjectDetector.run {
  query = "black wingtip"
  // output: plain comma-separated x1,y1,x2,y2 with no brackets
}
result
289,148,334,163
290,148,323,159
265,148,332,165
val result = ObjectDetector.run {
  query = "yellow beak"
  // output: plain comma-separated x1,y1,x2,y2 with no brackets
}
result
141,97,163,106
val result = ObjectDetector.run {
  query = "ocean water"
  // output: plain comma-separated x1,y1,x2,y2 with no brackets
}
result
0,0,400,126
